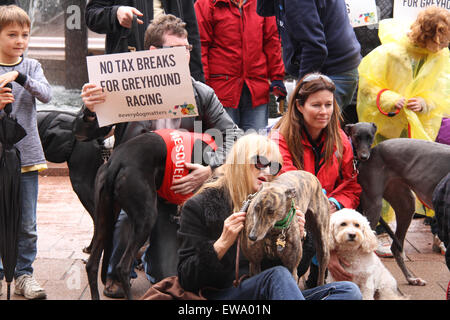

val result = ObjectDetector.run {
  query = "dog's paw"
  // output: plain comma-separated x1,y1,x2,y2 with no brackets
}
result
407,277,427,286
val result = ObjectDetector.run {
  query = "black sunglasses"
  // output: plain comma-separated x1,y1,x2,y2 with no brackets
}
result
250,155,282,176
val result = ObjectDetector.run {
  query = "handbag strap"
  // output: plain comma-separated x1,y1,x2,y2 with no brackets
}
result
112,14,142,53
233,192,258,287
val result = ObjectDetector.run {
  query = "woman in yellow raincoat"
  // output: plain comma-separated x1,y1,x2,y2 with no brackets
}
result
357,6,450,255
357,7,450,144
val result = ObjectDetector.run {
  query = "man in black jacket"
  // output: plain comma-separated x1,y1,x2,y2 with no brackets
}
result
75,13,241,298
256,0,361,112
85,0,205,83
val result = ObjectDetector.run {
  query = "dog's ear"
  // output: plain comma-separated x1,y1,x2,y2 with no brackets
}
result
370,122,377,135
328,218,338,251
344,124,354,136
360,219,378,253
285,187,297,199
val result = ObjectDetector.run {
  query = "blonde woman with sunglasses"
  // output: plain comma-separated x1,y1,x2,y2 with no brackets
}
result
270,72,362,288
176,133,361,300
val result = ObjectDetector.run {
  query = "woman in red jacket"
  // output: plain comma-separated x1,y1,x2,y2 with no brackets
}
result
269,72,362,287
194,0,286,132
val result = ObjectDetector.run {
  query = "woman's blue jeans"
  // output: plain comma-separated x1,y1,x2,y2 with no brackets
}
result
206,266,362,300
0,171,39,280
225,83,268,133
329,68,359,112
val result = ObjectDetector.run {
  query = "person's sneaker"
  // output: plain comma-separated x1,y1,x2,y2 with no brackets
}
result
432,234,446,255
14,274,46,299
375,233,393,258
103,278,125,298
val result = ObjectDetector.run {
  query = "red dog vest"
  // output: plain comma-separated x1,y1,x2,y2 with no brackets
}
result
155,129,217,204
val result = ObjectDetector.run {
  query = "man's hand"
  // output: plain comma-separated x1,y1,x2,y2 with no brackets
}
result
170,163,212,195
81,83,106,112
328,250,353,281
117,6,144,28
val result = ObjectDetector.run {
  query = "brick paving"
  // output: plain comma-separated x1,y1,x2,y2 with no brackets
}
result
0,163,448,300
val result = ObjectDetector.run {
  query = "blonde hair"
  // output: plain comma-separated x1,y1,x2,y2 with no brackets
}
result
198,134,283,212
0,5,31,32
272,73,343,170
408,6,450,49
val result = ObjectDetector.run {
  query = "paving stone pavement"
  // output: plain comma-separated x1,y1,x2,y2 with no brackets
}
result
0,163,448,300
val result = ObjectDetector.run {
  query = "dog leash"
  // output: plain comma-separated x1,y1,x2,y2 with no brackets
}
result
376,89,400,117
234,192,258,287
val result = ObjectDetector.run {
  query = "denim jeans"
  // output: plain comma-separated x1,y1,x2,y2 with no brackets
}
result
107,210,138,280
205,266,362,300
329,68,359,112
0,171,39,280
225,84,268,132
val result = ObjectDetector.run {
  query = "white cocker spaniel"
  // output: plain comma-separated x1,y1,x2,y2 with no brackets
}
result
327,209,406,300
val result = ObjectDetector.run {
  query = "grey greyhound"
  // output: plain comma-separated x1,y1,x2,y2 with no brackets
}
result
345,122,450,286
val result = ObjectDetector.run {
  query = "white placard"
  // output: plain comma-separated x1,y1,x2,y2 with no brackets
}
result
394,0,450,22
86,47,198,127
346,0,379,27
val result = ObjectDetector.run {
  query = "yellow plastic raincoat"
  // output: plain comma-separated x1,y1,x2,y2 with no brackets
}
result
357,19,450,220
357,19,450,144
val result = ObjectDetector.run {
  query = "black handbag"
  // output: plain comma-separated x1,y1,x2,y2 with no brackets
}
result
111,14,143,53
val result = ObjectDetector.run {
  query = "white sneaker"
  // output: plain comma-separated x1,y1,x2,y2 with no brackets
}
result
432,234,446,255
375,233,393,258
14,274,46,299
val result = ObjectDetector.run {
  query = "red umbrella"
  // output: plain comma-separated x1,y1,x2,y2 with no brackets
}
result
0,83,26,299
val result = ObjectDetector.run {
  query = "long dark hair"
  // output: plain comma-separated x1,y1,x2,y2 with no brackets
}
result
272,73,343,169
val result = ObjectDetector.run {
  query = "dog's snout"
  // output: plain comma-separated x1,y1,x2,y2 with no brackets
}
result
248,234,257,241
358,153,370,161
348,233,356,240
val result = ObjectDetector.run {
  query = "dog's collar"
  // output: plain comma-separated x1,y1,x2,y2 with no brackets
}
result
274,199,296,230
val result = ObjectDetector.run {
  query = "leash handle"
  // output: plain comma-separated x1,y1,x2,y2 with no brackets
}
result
234,192,258,287
376,89,400,117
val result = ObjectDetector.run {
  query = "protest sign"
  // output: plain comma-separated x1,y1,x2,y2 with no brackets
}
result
86,47,197,127
345,0,378,27
394,0,450,21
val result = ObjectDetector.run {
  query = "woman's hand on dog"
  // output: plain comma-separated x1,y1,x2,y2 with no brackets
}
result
214,211,246,260
294,206,306,238
81,83,106,112
328,251,353,282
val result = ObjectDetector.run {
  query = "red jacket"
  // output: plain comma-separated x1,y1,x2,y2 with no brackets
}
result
156,129,217,205
270,129,362,209
194,0,285,108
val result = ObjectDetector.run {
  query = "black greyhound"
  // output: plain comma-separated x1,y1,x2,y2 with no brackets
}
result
345,122,450,286
37,110,104,252
86,130,215,300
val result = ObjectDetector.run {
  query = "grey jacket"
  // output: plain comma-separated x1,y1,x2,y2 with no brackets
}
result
73,79,242,168
0,58,52,167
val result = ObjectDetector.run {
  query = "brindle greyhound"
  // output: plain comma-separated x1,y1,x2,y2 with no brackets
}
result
345,122,450,286
240,170,330,286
